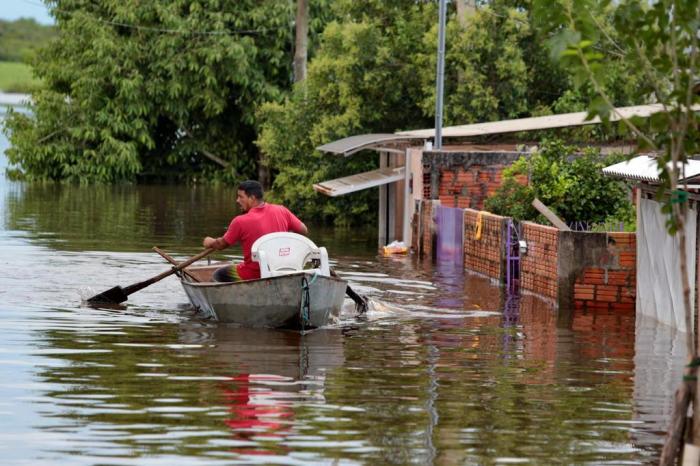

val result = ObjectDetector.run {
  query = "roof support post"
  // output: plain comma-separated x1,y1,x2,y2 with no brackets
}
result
378,152,389,248
403,148,412,247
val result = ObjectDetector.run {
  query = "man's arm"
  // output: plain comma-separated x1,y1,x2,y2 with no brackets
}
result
203,236,229,250
285,207,308,235
296,222,308,236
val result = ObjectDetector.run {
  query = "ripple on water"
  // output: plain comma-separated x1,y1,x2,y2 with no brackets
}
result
0,173,689,464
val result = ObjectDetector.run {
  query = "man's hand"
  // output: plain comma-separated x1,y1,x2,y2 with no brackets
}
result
203,236,223,250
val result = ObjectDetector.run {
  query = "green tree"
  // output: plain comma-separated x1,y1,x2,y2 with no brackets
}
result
3,0,325,183
532,0,699,461
257,2,436,225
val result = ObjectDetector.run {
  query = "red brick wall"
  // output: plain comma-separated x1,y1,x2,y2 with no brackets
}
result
437,166,506,209
423,171,432,199
520,222,559,299
419,200,436,259
573,232,636,312
463,208,507,281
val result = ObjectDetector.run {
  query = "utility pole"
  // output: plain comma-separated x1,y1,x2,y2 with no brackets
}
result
434,0,447,150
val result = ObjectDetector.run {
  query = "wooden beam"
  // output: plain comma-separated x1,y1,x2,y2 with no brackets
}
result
532,198,571,231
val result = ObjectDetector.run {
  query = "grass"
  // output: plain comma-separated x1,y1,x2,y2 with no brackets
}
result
0,61,41,93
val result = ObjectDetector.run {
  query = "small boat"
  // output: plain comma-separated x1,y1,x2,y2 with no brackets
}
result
179,233,348,330
180,266,347,329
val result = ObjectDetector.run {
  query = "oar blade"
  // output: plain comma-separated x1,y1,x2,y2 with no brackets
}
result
87,286,129,305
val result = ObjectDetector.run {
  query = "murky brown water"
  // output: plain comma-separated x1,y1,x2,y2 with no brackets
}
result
0,110,689,465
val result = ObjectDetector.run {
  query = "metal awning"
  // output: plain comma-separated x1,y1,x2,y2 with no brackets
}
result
398,104,696,139
603,155,700,183
316,134,422,156
313,166,405,197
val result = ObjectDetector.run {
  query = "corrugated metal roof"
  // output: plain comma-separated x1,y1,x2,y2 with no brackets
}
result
316,104,700,156
313,166,405,197
316,134,421,156
398,104,688,139
602,155,700,183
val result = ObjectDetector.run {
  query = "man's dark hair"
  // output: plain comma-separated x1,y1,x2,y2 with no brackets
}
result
238,180,264,200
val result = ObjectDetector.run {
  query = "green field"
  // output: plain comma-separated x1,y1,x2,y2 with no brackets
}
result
0,61,41,93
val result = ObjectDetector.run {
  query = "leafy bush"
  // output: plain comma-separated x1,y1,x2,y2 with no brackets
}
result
484,139,634,229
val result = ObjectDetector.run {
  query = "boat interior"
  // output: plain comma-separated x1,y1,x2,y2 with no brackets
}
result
180,263,223,283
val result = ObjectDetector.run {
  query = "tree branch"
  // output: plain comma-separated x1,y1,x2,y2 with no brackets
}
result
182,128,229,168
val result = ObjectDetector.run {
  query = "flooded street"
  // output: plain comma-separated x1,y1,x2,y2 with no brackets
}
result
0,112,689,465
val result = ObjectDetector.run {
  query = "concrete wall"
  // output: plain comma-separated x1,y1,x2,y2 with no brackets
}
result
520,223,637,317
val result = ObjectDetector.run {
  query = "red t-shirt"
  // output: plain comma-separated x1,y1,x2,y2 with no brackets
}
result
222,203,304,280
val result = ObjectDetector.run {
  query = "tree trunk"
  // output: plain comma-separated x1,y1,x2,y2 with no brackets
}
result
257,154,271,190
660,380,693,466
455,0,475,27
293,0,309,83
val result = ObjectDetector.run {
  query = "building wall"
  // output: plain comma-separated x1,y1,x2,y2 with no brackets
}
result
422,151,523,208
463,208,508,281
573,232,636,312
438,166,505,209
520,222,559,300
414,202,637,315
415,200,438,259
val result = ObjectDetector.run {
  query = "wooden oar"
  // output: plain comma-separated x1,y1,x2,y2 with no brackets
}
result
152,247,199,282
87,248,214,305
330,268,368,314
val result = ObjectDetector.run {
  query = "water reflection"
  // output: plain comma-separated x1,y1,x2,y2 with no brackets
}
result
0,125,691,464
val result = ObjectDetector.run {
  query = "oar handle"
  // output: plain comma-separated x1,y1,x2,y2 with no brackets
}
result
153,247,200,282
123,248,215,295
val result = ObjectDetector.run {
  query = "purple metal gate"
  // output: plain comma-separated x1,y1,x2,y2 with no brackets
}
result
505,219,520,292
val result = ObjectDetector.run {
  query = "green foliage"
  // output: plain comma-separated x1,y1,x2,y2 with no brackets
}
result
2,0,330,183
0,61,42,93
417,4,531,124
413,1,642,126
485,139,634,227
0,18,55,63
1,0,651,227
532,0,699,235
257,0,646,225
257,2,436,225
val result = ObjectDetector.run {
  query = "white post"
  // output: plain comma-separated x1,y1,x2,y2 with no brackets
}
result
403,149,412,247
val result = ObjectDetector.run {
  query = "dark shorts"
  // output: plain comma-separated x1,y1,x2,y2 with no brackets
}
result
212,264,242,282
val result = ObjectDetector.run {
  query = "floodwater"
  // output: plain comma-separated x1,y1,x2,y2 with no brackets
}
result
0,108,690,465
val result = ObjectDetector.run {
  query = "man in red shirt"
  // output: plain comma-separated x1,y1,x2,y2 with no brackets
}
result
203,180,308,282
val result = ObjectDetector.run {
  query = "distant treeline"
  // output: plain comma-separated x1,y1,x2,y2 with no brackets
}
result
0,18,55,63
